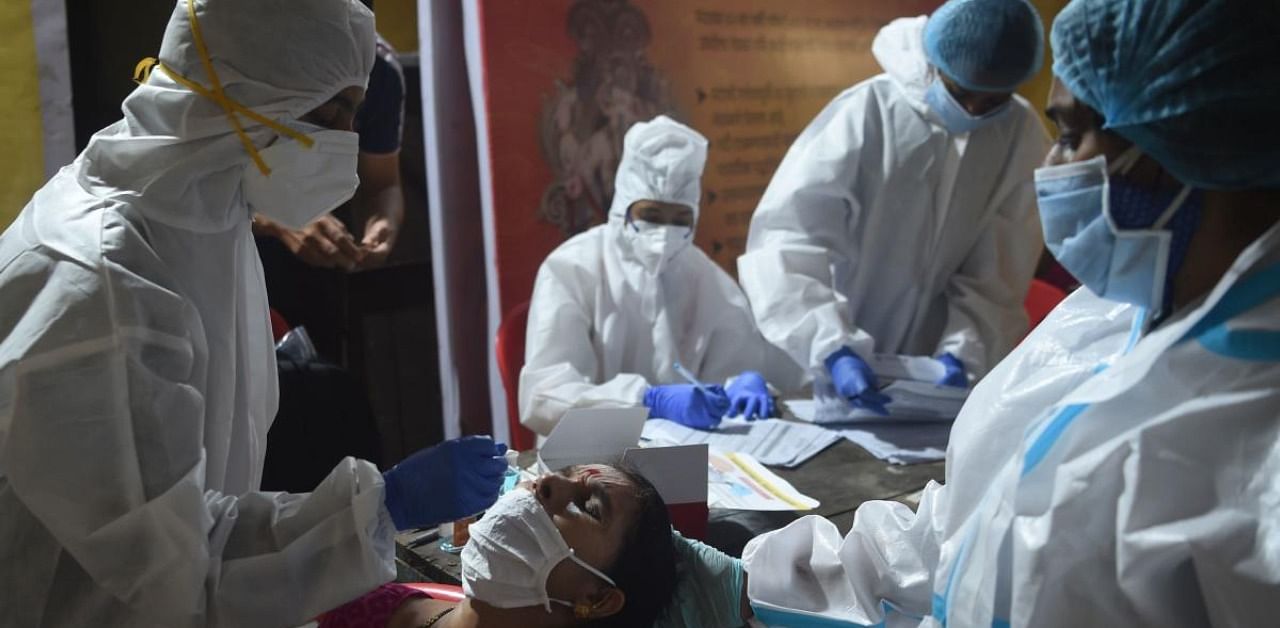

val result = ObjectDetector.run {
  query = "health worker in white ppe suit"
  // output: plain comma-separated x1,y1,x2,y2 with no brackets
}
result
739,0,1049,414
520,116,803,435
738,0,1280,625
0,1,505,626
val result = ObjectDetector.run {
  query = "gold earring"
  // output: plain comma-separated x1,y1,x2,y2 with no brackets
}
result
574,602,593,619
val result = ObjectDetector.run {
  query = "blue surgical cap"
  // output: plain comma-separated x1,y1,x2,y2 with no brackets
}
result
1053,0,1280,190
923,0,1044,92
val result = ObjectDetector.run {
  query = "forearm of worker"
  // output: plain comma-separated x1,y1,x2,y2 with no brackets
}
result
519,268,651,434
4,339,394,627
210,458,397,625
739,239,874,371
935,187,1042,378
519,361,648,435
355,152,404,237
353,151,404,268
739,88,877,371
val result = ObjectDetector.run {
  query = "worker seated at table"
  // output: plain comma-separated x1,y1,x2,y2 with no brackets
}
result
317,464,690,627
520,115,803,435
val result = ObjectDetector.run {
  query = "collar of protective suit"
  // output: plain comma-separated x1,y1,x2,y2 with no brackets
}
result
77,0,375,234
1054,217,1280,408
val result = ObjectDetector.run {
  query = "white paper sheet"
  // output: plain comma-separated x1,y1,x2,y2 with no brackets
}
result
866,354,949,383
795,379,968,424
538,407,649,470
640,417,840,468
707,450,818,511
785,400,952,464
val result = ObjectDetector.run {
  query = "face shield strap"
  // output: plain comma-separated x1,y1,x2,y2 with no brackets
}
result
132,0,314,176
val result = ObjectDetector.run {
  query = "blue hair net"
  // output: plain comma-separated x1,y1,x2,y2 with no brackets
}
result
923,0,1044,92
1053,0,1280,190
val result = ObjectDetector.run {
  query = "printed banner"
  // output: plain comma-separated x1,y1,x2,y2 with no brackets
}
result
469,0,941,316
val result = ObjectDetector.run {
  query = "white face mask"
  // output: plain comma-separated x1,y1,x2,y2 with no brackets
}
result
626,219,692,275
242,125,360,230
462,487,616,613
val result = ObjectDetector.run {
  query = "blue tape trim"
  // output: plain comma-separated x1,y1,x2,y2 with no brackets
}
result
750,605,880,628
934,525,980,625
931,594,947,626
1021,403,1089,477
1182,262,1280,343
1124,307,1146,353
992,619,1011,628
1197,326,1280,362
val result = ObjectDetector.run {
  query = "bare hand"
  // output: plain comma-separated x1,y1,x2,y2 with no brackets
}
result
358,213,399,269
277,214,366,271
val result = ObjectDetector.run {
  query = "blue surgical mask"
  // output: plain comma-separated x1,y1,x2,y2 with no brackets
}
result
1034,146,1203,313
924,77,1010,134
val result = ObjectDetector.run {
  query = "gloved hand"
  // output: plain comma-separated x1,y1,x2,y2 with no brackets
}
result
655,531,746,628
382,436,508,531
936,352,968,388
824,347,891,415
644,384,731,430
726,371,774,420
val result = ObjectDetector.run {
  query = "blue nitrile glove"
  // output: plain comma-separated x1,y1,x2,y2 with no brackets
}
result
726,371,774,420
382,436,508,531
824,347,891,415
655,530,746,628
644,384,732,430
936,352,968,388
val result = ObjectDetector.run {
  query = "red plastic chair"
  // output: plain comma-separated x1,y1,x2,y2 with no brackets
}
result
496,301,536,452
269,308,290,342
1024,278,1068,334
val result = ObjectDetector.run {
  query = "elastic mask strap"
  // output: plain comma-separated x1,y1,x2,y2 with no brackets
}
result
539,550,614,615
132,0,314,176
1109,145,1144,175
568,548,617,587
1152,186,1193,230
542,597,596,620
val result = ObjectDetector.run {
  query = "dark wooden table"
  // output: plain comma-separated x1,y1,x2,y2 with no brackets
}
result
395,419,946,583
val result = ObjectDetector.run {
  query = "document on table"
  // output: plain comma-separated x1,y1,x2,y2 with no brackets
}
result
803,379,969,424
641,417,840,468
785,399,952,465
707,449,818,511
796,354,971,424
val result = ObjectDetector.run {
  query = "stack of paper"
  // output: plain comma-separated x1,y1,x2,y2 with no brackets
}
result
707,449,818,511
803,355,970,424
786,399,952,464
807,379,969,424
641,417,840,468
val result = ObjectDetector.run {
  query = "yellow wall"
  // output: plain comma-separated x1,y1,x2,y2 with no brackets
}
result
0,1,45,231
375,0,419,53
1017,0,1069,129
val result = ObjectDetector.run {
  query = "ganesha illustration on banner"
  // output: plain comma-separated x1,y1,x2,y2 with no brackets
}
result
538,0,677,237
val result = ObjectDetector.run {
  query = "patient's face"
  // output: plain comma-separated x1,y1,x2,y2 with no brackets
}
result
529,465,641,595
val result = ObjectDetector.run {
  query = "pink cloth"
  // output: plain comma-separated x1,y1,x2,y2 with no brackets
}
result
318,583,430,628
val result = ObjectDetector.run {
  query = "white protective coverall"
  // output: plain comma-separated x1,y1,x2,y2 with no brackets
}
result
738,16,1048,380
742,220,1280,627
519,117,802,435
0,2,396,627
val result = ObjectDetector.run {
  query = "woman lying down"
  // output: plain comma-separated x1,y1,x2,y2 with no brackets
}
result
319,464,746,628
